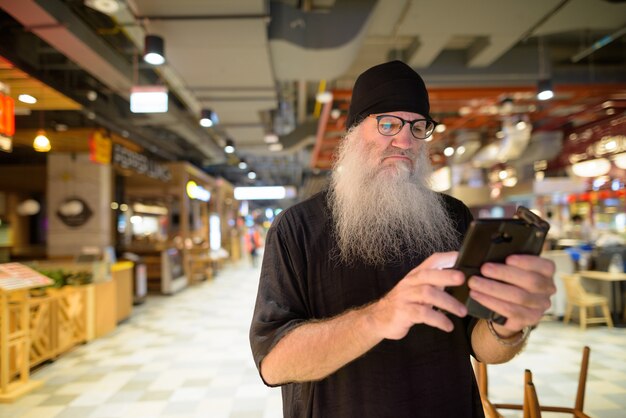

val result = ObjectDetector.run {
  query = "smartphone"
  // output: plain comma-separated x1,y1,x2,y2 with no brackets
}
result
446,207,550,324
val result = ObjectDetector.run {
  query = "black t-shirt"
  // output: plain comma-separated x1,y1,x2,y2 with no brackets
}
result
249,190,484,418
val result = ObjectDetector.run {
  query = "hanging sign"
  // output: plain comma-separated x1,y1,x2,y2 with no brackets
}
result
112,143,172,181
89,130,112,164
0,93,15,152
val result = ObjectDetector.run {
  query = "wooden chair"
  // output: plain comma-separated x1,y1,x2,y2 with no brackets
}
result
562,274,613,330
475,346,592,418
523,370,542,418
473,359,503,418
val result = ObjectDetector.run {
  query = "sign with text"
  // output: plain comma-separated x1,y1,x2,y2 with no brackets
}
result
89,130,112,164
111,143,172,181
0,93,15,152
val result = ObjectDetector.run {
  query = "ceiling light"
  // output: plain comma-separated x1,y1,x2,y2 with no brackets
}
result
443,146,454,157
516,120,527,130
86,90,98,101
537,79,554,101
571,158,611,177
435,123,446,133
84,0,120,15
224,139,235,154
16,199,40,216
459,106,472,116
316,91,333,104
18,94,37,104
502,177,518,187
247,171,257,180
199,109,218,127
330,109,341,119
238,159,248,170
130,85,168,113
264,133,279,144
143,35,165,66
456,145,466,155
612,153,626,170
268,143,283,152
33,130,51,152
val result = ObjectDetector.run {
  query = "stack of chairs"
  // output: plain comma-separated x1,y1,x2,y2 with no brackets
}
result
474,346,592,418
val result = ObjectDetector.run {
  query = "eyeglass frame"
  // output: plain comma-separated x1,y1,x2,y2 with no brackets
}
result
368,114,438,140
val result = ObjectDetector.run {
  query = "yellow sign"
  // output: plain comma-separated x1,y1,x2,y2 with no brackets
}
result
89,130,112,164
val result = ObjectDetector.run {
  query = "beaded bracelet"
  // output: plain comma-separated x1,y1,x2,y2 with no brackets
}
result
486,320,531,347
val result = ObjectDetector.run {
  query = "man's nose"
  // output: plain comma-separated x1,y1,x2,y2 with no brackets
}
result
390,125,414,149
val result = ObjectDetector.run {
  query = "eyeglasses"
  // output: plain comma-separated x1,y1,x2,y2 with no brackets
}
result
368,114,438,140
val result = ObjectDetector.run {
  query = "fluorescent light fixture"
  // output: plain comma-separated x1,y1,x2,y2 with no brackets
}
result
18,94,37,104
130,85,168,113
143,35,165,65
571,158,611,177
132,203,169,215
537,79,554,101
210,214,221,250
234,186,297,200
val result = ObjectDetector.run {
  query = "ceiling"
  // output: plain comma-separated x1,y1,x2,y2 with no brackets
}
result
0,0,625,201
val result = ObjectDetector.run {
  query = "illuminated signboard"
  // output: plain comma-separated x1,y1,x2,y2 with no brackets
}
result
186,181,211,202
233,186,296,200
0,93,15,152
89,130,112,164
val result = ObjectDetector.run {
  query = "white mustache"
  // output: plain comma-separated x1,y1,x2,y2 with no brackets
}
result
380,149,416,160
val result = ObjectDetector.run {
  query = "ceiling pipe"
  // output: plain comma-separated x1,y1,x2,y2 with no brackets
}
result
268,0,377,80
571,25,626,63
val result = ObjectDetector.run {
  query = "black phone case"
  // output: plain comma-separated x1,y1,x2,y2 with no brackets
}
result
447,212,548,324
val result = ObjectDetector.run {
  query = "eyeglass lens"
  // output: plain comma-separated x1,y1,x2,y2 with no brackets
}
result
377,115,434,139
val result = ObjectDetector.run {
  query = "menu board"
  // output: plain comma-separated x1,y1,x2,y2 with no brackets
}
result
0,263,54,291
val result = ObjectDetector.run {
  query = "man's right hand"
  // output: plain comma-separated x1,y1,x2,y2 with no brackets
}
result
366,252,468,340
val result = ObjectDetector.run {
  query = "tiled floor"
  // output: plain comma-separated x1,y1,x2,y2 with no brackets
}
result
1,261,625,418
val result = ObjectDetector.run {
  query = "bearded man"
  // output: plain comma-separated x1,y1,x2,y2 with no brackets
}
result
249,60,555,418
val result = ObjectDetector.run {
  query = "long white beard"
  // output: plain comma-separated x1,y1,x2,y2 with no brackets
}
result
328,126,459,266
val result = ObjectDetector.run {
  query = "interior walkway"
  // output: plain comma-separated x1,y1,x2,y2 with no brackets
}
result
2,261,625,418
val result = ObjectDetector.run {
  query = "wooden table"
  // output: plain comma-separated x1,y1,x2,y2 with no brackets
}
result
578,270,626,325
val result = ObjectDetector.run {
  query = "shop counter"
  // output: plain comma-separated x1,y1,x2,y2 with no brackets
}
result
111,261,133,322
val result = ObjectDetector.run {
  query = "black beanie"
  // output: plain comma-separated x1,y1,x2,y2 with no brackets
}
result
346,60,430,129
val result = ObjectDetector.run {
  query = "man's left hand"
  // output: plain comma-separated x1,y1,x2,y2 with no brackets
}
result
467,255,556,336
